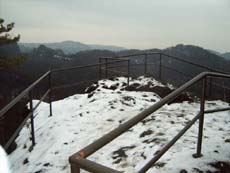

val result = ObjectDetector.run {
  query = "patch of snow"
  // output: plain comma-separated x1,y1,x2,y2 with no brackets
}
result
0,145,10,173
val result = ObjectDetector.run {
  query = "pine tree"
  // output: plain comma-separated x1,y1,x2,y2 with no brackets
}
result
0,18,26,68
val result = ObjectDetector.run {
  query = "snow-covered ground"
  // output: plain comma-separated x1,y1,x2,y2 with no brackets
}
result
9,76,230,173
0,145,10,173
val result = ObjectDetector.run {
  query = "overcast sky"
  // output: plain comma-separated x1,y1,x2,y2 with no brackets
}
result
1,0,230,52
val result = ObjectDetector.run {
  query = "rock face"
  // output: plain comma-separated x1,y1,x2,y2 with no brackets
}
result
19,41,126,54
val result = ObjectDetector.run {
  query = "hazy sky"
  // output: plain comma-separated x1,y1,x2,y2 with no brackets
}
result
1,0,230,52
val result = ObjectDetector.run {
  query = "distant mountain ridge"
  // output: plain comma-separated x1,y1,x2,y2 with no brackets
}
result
19,41,126,54
222,52,230,60
163,44,230,73
207,49,230,60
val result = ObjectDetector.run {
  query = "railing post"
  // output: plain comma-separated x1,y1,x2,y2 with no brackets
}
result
29,91,35,146
48,71,53,117
0,118,6,145
105,58,108,78
193,76,207,158
144,54,147,75
127,59,130,87
99,58,102,80
209,70,212,99
70,163,80,173
159,53,162,80
209,78,212,99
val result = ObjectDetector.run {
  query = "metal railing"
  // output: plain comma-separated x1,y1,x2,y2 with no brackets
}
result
0,51,229,168
69,71,230,173
110,52,227,74
99,57,130,85
0,71,52,150
101,52,230,101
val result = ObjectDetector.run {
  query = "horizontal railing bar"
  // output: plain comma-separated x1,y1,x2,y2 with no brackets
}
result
4,110,33,150
159,53,217,72
53,64,229,92
32,89,50,112
101,68,128,75
210,82,230,91
204,107,230,114
155,65,230,90
207,72,230,78
145,63,158,65
111,53,151,58
127,63,148,67
113,52,227,74
161,65,230,91
106,63,158,69
52,79,99,90
100,57,129,61
52,60,128,73
70,157,122,173
156,53,227,74
71,72,207,159
0,71,51,119
106,65,130,69
161,64,194,79
205,75,230,90
105,63,158,69
138,112,200,173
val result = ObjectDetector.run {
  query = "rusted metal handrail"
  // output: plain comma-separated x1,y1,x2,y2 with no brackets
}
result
69,72,230,173
0,70,51,119
1,71,52,150
204,107,230,114
70,157,122,173
138,112,201,173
